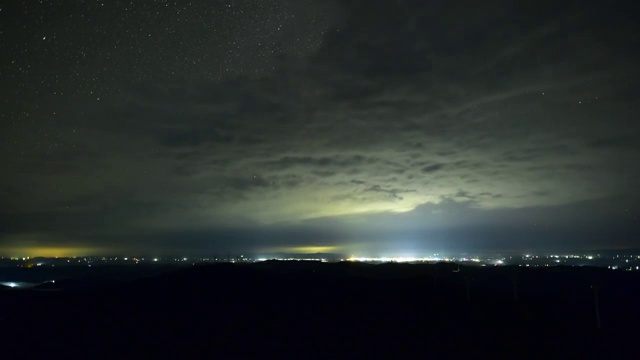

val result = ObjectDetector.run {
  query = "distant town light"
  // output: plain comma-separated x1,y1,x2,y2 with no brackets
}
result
347,256,444,263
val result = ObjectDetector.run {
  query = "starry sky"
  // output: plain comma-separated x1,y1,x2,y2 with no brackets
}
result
1,0,639,257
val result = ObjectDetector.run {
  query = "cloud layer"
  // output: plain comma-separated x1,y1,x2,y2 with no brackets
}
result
2,0,639,254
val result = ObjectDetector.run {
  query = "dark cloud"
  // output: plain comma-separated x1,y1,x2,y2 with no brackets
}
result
159,128,234,148
227,176,272,191
1,0,640,254
365,185,416,201
267,155,372,170
586,136,640,150
421,163,445,173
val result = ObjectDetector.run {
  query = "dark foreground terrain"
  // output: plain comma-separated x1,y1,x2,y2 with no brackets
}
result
1,261,639,358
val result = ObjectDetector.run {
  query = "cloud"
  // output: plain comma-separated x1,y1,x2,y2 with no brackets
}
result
2,0,639,252
4,72,636,230
421,163,445,173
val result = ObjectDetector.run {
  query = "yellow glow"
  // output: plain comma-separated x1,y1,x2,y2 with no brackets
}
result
269,246,339,254
0,232,109,258
0,246,105,258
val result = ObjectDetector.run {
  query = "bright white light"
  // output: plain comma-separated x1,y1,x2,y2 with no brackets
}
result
347,256,442,263
153,258,158,262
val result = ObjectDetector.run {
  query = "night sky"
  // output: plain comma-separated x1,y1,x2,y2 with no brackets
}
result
1,0,639,257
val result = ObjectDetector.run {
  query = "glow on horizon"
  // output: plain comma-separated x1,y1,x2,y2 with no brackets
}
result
346,256,484,263
266,245,340,254
0,246,107,258
348,256,445,263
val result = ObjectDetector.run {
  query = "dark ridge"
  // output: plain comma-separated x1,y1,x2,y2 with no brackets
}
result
1,262,639,358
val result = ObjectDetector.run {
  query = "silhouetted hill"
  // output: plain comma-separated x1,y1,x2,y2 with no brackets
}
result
1,262,639,358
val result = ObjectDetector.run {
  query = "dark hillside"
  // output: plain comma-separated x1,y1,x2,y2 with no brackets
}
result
1,262,639,358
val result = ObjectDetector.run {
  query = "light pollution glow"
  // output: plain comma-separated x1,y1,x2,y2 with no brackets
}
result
0,246,106,258
264,245,340,254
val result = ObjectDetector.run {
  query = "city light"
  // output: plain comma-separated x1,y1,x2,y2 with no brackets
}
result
0,252,638,270
347,256,445,263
